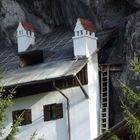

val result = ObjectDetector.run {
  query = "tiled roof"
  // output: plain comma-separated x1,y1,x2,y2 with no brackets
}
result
80,18,96,32
22,21,34,32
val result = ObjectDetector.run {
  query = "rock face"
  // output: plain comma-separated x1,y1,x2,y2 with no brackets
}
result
0,0,140,127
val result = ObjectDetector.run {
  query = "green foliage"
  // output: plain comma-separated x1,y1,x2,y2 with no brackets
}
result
130,53,140,74
6,113,24,140
0,86,14,137
109,135,120,140
110,54,140,140
30,130,45,140
119,84,140,140
106,130,120,140
120,81,140,108
120,54,140,140
30,131,37,140
0,82,23,139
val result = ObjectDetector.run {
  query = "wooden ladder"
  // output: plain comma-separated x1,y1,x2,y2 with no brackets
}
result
100,65,110,135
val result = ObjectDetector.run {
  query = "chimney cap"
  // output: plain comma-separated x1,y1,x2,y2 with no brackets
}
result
78,18,96,32
21,21,34,32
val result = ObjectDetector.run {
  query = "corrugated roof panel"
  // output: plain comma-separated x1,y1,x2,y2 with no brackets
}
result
3,59,87,87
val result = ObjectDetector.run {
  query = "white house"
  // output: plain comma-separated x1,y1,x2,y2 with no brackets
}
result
2,18,100,140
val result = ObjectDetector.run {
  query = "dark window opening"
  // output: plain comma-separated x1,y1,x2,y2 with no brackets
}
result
44,103,63,121
12,109,32,126
19,50,44,67
77,31,79,36
19,31,23,35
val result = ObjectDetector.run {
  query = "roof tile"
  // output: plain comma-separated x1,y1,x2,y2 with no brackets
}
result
80,18,96,32
22,22,34,32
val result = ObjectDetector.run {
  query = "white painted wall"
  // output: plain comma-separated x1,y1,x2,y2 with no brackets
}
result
17,22,35,53
73,35,97,57
72,18,97,58
87,55,100,138
3,72,100,140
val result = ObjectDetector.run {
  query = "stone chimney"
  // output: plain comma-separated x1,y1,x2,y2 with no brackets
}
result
17,22,35,53
72,18,97,58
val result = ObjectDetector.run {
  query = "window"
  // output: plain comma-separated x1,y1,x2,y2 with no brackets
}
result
12,109,32,126
43,103,63,121
19,30,23,35
77,31,79,36
19,31,21,35
89,32,92,36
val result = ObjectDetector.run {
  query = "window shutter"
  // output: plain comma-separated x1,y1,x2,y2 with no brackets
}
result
44,105,51,121
56,103,63,119
24,109,32,124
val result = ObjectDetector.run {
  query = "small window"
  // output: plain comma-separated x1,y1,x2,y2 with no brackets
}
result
44,103,63,121
19,30,23,35
77,31,79,36
81,30,83,35
30,31,32,36
26,31,28,35
89,32,92,36
19,31,21,35
12,109,32,126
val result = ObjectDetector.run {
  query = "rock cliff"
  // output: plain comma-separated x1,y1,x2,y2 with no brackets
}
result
0,0,140,127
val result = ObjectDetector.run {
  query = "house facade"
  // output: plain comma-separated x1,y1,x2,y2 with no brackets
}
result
1,18,100,140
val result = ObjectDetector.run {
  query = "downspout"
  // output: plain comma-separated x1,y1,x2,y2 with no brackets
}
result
53,82,71,140
74,75,89,99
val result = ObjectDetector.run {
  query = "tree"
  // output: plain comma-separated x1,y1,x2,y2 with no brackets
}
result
109,54,140,140
0,84,23,139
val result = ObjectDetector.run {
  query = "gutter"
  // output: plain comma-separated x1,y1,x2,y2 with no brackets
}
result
53,82,71,140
